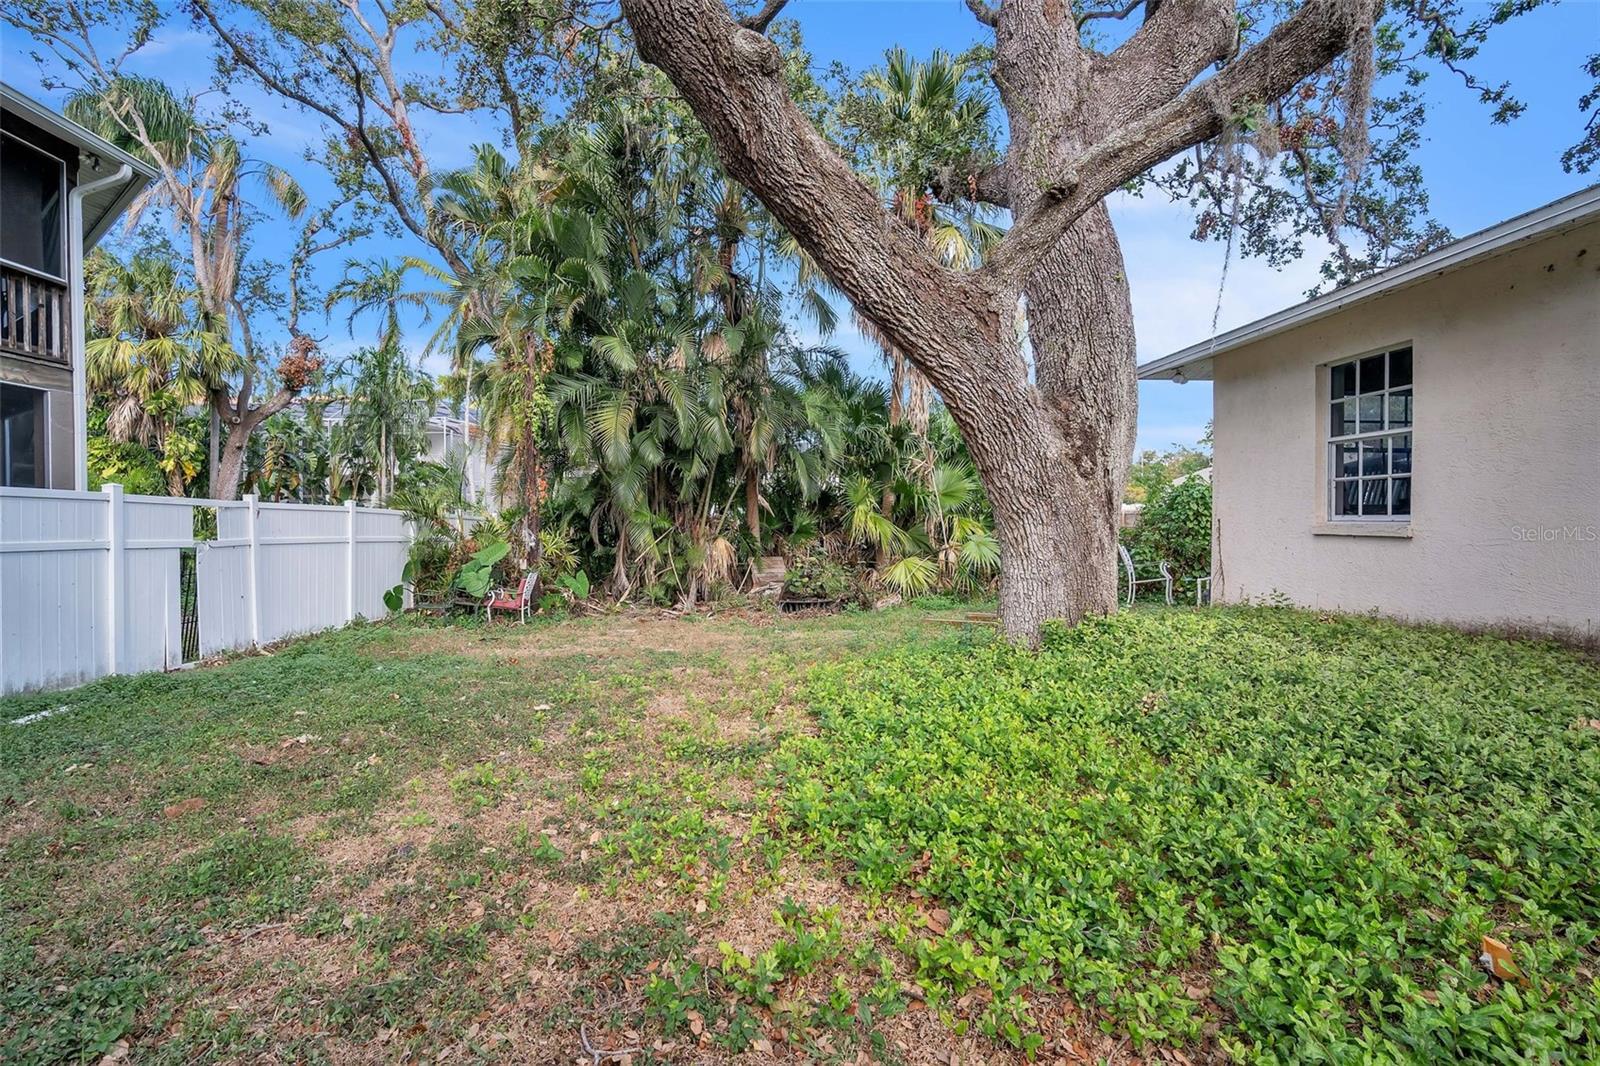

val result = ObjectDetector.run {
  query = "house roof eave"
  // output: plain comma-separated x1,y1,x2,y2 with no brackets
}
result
1137,183,1600,382
1,81,159,250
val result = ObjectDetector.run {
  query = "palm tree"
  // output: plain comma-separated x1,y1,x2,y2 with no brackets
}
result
718,310,849,545
423,143,616,568
325,258,429,349
336,343,434,502
85,251,239,496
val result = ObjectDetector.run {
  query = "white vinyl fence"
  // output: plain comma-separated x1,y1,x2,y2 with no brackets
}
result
0,485,410,696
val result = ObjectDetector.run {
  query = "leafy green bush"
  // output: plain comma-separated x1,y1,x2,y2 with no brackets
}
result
454,541,510,598
783,553,855,601
774,608,1600,1058
1125,477,1211,595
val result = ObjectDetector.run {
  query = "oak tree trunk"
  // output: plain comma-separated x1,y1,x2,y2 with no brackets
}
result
619,0,1355,641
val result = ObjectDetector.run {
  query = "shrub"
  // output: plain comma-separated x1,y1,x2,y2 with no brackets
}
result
1125,477,1211,595
774,608,1600,1058
783,553,855,601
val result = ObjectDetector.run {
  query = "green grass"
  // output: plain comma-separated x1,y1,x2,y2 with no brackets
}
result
6,603,1596,1063
775,607,1600,1060
0,605,974,1064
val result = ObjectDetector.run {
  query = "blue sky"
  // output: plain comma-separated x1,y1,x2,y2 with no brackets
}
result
6,1,1597,453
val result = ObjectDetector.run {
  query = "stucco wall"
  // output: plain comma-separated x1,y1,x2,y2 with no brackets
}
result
1211,219,1600,638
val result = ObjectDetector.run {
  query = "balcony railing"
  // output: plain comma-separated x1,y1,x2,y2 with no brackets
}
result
1,264,70,365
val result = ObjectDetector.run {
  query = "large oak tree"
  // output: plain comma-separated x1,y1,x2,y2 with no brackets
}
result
616,0,1456,641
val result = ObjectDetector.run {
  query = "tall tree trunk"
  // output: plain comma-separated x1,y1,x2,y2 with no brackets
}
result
930,213,1136,640
208,406,220,494
209,386,300,501
518,428,544,576
876,484,895,572
1017,206,1140,626
214,421,250,501
620,0,1354,641
744,464,761,544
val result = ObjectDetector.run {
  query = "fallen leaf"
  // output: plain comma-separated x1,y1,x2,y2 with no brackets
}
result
1480,935,1521,980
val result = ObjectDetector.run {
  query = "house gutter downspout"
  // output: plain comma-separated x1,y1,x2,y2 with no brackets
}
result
67,164,134,491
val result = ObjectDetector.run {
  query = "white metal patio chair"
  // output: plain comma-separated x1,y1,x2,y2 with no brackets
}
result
484,573,539,623
1118,543,1173,606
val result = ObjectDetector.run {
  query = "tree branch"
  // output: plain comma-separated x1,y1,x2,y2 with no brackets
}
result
738,0,789,31
1077,0,1144,28
192,0,467,276
963,0,998,28
622,0,997,387
1089,0,1238,133
986,0,1350,283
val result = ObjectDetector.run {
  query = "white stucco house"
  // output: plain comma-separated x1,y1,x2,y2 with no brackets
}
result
1139,186,1600,640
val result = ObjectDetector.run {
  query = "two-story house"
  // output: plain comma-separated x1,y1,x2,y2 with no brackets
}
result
2,83,155,490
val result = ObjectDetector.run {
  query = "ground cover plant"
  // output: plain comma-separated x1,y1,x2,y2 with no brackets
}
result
5,604,1597,1063
777,609,1600,1060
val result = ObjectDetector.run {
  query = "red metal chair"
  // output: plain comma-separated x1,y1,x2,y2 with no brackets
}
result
484,573,538,623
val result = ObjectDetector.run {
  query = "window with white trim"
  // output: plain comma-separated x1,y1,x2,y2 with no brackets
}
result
1328,346,1411,520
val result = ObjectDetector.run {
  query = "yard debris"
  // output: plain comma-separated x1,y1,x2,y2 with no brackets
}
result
1479,935,1522,980
578,1022,640,1065
10,704,72,726
162,797,207,819
95,1039,130,1064
281,733,319,748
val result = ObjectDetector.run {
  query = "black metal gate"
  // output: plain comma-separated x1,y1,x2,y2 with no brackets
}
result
179,547,199,664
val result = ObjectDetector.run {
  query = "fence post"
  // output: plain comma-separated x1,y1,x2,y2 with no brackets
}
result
245,493,261,646
104,483,126,674
345,499,358,623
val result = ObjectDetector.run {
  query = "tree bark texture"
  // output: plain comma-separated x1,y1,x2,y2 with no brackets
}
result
620,0,1355,640
745,464,762,544
210,380,300,501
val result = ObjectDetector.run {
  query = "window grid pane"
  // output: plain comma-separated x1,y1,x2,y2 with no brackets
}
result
1328,349,1412,521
